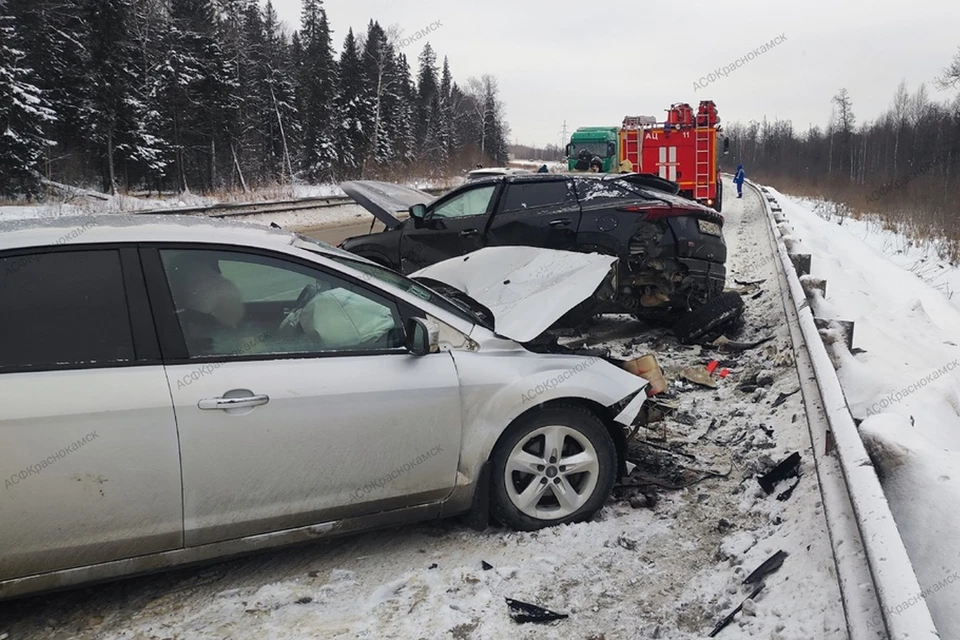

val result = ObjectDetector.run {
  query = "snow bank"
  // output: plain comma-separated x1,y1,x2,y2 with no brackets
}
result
861,415,960,638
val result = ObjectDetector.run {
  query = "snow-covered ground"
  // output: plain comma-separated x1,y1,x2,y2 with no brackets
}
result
0,177,462,224
0,181,848,640
765,186,960,637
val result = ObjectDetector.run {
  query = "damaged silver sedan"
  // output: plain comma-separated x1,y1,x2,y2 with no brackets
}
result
0,216,657,600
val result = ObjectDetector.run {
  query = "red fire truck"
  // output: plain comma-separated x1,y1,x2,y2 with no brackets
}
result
619,100,728,211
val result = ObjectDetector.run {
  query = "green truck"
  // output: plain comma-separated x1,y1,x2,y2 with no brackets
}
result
565,126,620,172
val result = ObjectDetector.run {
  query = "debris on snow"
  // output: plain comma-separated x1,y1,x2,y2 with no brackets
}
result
744,551,788,585
505,598,569,624
708,583,765,637
757,453,801,494
680,366,719,388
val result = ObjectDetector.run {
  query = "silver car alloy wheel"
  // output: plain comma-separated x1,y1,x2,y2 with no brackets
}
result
504,424,600,520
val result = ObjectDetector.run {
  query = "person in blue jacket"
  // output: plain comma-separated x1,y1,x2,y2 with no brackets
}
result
733,164,745,198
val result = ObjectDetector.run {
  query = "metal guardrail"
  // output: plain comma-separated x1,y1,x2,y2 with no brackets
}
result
746,177,941,640
130,188,448,219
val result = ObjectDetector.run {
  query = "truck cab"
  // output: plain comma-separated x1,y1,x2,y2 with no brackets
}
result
565,127,620,172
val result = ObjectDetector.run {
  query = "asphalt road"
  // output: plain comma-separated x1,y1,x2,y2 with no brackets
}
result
301,218,394,247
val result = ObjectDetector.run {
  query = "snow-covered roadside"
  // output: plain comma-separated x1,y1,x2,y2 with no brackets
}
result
765,186,960,637
0,180,847,640
0,177,459,224
240,203,385,232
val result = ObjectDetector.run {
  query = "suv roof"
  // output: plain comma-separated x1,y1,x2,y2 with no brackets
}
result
467,171,682,194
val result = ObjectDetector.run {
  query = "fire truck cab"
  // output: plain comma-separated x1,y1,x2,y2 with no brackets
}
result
619,101,728,212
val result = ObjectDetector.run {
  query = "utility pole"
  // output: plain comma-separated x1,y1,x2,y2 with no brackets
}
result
558,120,569,159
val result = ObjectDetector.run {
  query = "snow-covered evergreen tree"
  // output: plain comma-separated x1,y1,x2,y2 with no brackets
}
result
415,43,441,165
0,0,55,197
0,0,509,192
297,0,336,181
333,28,371,180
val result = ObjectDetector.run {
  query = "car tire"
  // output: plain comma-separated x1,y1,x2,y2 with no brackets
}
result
673,291,745,344
489,404,617,531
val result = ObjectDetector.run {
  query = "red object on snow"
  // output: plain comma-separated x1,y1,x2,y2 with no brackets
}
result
706,360,719,374
719,368,730,378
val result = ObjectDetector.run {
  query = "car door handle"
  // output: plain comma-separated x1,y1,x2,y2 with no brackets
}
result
459,228,479,236
198,394,270,411
549,218,573,227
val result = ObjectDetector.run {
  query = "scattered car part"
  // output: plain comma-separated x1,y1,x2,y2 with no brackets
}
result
708,583,765,637
673,292,745,344
680,367,718,389
481,561,494,571
770,388,801,408
758,452,801,494
744,550,788,585
506,598,569,624
710,334,775,352
776,476,801,501
622,354,667,395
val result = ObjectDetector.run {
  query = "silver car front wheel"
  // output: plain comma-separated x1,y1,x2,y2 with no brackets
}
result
505,425,600,519
490,404,617,530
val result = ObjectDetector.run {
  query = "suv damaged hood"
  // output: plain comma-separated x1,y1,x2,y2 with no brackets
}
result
411,247,617,343
341,181,437,230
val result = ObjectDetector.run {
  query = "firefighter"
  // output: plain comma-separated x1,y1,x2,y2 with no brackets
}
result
619,159,634,173
734,164,746,198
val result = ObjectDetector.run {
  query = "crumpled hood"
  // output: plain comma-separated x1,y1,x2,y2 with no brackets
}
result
341,181,437,230
411,247,617,343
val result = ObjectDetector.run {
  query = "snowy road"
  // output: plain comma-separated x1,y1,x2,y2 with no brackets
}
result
0,180,849,640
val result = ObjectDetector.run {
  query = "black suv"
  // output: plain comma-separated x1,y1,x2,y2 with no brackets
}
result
340,173,733,329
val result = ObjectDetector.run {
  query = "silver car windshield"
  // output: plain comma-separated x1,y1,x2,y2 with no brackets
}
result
297,240,486,327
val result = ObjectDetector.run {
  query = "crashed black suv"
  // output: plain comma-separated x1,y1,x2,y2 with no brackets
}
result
340,173,737,336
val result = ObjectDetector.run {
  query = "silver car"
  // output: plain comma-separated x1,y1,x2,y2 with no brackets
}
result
0,215,651,600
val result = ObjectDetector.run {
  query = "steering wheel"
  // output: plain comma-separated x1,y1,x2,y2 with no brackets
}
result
279,283,320,337
295,283,319,311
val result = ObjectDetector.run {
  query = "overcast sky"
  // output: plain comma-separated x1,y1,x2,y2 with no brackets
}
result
271,0,960,148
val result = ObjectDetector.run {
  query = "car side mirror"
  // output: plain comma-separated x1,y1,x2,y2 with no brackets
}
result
565,143,572,157
607,141,616,157
409,203,427,229
406,317,440,356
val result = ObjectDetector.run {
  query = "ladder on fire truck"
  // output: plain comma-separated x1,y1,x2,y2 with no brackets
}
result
694,126,711,200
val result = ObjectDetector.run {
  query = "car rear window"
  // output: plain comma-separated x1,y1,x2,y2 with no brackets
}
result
0,250,136,372
574,179,641,205
501,181,573,212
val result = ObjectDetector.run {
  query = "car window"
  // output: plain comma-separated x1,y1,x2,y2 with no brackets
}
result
320,252,492,329
0,250,135,371
159,249,405,358
431,185,496,219
574,179,641,205
501,181,573,212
